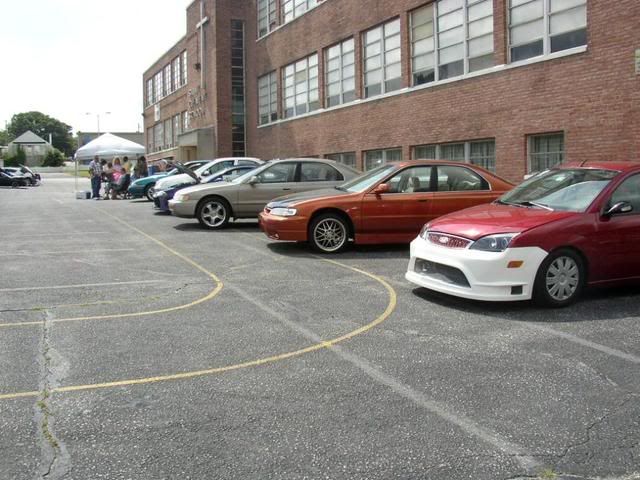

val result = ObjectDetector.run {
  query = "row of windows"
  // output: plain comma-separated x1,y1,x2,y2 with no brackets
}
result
258,0,325,37
147,112,190,153
324,132,564,173
257,0,587,124
146,51,188,107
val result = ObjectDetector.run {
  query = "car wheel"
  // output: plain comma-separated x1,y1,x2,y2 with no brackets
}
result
309,213,349,253
533,248,585,308
197,198,231,230
11,180,19,188
144,184,155,202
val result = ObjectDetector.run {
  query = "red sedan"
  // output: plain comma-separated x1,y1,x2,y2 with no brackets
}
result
406,162,640,307
259,161,513,253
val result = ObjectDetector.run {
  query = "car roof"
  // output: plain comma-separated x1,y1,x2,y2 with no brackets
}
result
560,161,640,172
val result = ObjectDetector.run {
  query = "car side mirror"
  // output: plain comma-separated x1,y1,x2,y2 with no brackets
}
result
372,183,390,196
604,201,633,217
248,175,260,185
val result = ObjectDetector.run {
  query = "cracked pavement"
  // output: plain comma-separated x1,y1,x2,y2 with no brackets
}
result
0,175,638,479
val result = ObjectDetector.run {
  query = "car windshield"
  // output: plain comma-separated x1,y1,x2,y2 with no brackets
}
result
338,165,397,193
230,163,271,184
499,168,619,212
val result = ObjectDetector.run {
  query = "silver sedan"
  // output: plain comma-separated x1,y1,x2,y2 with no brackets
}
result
168,158,360,229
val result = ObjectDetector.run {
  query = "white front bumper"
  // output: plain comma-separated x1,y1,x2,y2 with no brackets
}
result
405,236,548,302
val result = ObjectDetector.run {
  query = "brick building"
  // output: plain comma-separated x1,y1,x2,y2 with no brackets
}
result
143,0,639,181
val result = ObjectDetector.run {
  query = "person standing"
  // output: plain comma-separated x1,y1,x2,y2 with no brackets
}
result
122,156,131,174
88,155,102,200
133,156,148,180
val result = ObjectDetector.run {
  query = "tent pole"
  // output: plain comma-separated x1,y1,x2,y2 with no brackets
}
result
75,155,78,192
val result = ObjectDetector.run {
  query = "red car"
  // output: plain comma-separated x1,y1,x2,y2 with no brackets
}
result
259,161,514,253
406,162,640,307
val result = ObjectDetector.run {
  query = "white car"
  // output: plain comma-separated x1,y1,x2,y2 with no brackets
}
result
154,157,262,192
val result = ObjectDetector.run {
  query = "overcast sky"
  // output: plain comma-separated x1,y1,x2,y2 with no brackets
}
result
0,0,192,135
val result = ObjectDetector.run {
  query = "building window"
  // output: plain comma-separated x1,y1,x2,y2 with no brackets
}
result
164,119,173,149
282,0,318,24
258,0,277,37
173,114,181,146
147,127,154,152
146,79,154,107
231,20,246,157
528,133,564,172
413,139,496,171
258,71,278,125
325,152,357,169
165,65,173,95
172,56,181,89
154,72,164,103
283,53,319,118
154,123,164,152
181,51,188,85
325,38,356,107
182,111,190,132
363,19,402,98
364,148,402,171
509,0,587,62
410,0,494,86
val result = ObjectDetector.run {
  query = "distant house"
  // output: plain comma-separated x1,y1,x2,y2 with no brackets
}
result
8,131,53,167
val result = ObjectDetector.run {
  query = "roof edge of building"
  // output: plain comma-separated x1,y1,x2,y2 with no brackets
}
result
143,34,188,76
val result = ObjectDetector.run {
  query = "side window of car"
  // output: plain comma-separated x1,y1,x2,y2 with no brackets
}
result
386,167,433,193
257,163,297,183
437,166,487,192
300,163,344,182
610,174,640,214
238,159,258,166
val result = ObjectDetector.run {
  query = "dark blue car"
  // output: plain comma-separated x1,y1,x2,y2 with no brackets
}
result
152,165,257,213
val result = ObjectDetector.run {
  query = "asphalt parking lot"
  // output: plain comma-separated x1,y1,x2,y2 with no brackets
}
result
1,174,638,480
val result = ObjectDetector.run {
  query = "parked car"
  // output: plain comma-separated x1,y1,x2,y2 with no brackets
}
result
405,162,640,307
128,161,209,200
169,159,360,229
3,165,40,185
154,157,262,192
153,165,258,212
259,161,513,253
0,170,29,188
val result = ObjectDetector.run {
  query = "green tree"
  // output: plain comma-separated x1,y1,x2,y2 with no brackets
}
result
7,112,75,156
0,130,10,146
4,145,26,167
42,148,65,167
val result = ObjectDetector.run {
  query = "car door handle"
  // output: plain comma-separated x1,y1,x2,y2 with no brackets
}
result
282,188,292,191
417,199,429,203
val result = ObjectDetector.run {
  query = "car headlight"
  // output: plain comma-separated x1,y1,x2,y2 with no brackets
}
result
419,223,432,240
469,233,519,252
154,190,167,198
174,193,190,202
270,207,297,217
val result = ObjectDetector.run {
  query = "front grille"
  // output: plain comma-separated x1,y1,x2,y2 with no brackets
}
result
414,259,470,288
427,233,471,249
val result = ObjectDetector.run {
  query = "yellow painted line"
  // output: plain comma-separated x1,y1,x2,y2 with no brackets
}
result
0,210,223,329
0,258,396,401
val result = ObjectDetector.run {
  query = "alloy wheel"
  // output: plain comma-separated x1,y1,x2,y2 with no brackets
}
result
201,201,227,228
313,218,347,253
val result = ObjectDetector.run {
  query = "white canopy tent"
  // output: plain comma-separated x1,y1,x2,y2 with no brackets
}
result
75,133,145,163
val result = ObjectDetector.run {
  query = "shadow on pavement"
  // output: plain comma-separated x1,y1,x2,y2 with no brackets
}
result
265,241,409,260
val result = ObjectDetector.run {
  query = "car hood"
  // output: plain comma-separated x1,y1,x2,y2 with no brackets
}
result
156,173,196,191
176,181,236,197
427,203,577,240
268,188,351,207
132,173,167,185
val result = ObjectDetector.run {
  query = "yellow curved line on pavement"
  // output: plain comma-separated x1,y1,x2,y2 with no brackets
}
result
0,210,224,329
0,259,396,401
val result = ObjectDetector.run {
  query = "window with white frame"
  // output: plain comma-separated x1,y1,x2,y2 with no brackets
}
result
325,152,357,169
509,0,587,62
146,79,153,107
413,139,496,171
172,56,181,89
411,0,494,86
182,111,190,132
325,38,356,107
164,64,173,95
173,114,181,145
282,0,318,24
154,72,164,103
258,71,278,125
283,53,319,118
154,123,164,152
181,51,188,85
363,19,402,98
528,133,564,172
364,148,402,171
258,0,277,37
147,127,154,152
